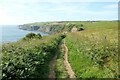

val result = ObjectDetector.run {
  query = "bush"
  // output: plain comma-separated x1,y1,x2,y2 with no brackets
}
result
60,33,66,39
25,32,36,38
36,33,42,39
2,34,64,79
23,32,42,40
77,27,84,31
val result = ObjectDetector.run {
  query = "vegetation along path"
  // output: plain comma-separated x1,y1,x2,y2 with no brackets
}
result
63,40,76,78
48,52,58,78
48,40,76,78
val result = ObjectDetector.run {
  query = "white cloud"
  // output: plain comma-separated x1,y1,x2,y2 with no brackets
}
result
0,9,29,25
104,4,118,9
44,3,117,15
0,9,15,24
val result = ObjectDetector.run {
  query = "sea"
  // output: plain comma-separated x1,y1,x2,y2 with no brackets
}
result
0,25,48,44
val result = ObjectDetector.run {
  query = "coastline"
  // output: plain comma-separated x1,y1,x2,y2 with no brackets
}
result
1,25,48,44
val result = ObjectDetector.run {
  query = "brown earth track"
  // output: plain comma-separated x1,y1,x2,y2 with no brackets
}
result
48,41,76,79
63,41,76,78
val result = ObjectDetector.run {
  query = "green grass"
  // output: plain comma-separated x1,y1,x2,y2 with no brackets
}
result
55,40,68,78
0,45,1,80
65,22,118,78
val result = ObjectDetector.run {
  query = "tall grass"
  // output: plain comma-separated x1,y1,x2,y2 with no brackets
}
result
55,40,68,78
65,26,118,78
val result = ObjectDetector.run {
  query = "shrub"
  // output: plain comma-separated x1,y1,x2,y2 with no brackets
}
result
36,33,42,39
25,32,36,38
22,32,42,40
60,33,66,39
2,33,64,79
77,27,84,31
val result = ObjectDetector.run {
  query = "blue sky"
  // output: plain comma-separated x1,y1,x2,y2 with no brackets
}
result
0,0,119,25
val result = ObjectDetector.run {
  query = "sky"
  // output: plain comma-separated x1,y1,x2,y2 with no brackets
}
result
0,0,119,25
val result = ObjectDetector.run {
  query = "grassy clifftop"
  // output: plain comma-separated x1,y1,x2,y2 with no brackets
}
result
19,21,117,34
19,21,84,33
2,21,118,79
65,21,118,78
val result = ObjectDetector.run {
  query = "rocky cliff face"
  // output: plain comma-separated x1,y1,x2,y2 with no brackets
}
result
19,22,62,33
19,25,40,31
19,22,84,34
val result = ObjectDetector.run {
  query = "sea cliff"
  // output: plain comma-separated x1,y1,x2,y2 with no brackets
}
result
19,21,84,34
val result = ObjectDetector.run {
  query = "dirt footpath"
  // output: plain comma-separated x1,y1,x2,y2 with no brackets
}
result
63,42,76,78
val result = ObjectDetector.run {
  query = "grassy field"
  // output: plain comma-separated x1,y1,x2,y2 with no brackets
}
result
65,21,118,78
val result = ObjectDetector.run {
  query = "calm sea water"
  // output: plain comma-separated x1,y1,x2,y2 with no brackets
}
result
0,25,48,44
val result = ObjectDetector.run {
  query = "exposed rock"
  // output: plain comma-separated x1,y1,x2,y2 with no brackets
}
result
71,27,77,32
31,26,39,30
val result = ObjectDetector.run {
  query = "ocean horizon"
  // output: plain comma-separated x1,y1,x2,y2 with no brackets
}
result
0,25,48,44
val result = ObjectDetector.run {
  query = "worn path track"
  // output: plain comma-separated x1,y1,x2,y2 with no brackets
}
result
48,41,76,79
63,41,76,78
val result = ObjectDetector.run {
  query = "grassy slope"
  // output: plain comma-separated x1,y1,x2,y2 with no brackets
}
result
65,21,118,78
